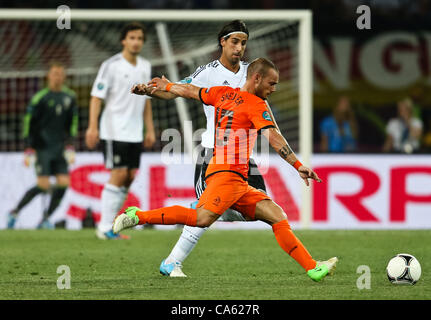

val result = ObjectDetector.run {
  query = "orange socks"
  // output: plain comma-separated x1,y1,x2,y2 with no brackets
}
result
135,205,197,226
272,219,317,271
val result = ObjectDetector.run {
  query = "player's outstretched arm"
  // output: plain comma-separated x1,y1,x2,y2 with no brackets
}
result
262,127,322,186
131,83,178,100
148,75,201,101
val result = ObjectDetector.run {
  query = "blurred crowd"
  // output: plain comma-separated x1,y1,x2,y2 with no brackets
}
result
318,95,429,154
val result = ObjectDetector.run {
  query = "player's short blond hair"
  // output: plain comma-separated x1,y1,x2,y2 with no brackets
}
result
246,57,278,79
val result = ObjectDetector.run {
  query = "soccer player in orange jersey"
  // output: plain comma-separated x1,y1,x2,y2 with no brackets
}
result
114,58,338,281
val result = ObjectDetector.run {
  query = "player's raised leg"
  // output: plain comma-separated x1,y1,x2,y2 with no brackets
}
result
113,204,220,233
254,198,337,282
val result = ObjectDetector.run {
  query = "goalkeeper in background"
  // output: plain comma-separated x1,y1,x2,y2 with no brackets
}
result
7,62,78,229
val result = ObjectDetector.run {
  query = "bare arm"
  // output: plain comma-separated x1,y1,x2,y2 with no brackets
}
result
148,76,202,101
262,127,322,186
132,83,178,100
85,96,102,149
143,99,156,148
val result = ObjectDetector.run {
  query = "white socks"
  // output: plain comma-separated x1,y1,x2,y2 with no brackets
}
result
165,209,246,264
98,183,128,233
166,225,208,264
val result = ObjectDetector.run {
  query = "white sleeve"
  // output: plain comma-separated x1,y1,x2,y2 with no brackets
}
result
411,118,423,130
91,61,112,99
386,119,397,136
177,64,209,87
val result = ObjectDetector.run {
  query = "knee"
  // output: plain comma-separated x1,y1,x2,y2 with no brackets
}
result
195,216,212,228
37,178,51,191
109,169,129,186
195,208,216,228
56,176,70,188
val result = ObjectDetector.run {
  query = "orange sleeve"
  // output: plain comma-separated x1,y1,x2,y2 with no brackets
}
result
199,86,227,106
249,100,275,132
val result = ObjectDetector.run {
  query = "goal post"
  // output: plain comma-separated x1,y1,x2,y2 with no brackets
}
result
0,9,313,228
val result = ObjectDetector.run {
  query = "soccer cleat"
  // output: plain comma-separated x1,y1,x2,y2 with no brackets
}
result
96,229,130,240
190,200,198,209
308,257,338,282
7,213,17,229
37,220,55,230
159,259,187,277
316,257,338,276
112,206,140,234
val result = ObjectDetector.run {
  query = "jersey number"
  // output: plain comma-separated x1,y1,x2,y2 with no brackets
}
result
215,108,234,146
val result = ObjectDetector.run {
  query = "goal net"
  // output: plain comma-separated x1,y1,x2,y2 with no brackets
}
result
0,10,313,228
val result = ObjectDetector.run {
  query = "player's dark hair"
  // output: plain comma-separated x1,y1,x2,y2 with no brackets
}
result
246,57,278,79
217,20,249,49
120,22,146,42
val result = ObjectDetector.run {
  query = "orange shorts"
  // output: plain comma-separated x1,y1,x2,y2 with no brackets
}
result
197,171,270,220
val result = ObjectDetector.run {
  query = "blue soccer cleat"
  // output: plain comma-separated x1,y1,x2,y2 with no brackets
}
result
159,259,187,277
190,200,198,209
7,213,16,229
37,220,55,230
96,229,130,240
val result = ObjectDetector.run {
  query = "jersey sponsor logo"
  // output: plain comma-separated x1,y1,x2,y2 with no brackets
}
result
222,80,230,85
97,82,104,90
262,111,271,121
180,77,193,84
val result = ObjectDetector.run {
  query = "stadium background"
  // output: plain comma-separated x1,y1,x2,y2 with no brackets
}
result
0,0,430,231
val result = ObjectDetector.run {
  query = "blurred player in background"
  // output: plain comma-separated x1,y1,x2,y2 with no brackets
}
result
118,58,338,282
133,20,272,277
86,22,156,240
7,62,78,229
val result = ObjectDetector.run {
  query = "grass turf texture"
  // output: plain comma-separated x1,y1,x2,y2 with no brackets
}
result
0,229,429,300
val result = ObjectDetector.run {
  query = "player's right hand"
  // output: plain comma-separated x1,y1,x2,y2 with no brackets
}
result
85,127,99,150
23,148,35,167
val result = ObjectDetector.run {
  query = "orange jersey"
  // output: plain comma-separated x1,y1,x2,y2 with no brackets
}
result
199,86,275,180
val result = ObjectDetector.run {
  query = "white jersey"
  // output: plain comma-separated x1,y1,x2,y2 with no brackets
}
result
181,60,248,148
386,117,423,152
91,53,151,142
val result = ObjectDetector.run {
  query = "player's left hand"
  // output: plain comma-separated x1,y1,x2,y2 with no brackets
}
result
297,166,322,186
144,130,156,149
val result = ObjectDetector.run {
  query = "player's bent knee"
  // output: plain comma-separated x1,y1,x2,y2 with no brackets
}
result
195,207,218,228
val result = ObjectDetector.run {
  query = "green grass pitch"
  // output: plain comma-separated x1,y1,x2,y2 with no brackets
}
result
0,228,429,300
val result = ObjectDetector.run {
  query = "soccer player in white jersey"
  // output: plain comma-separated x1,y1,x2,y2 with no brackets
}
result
133,20,268,276
86,22,156,240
